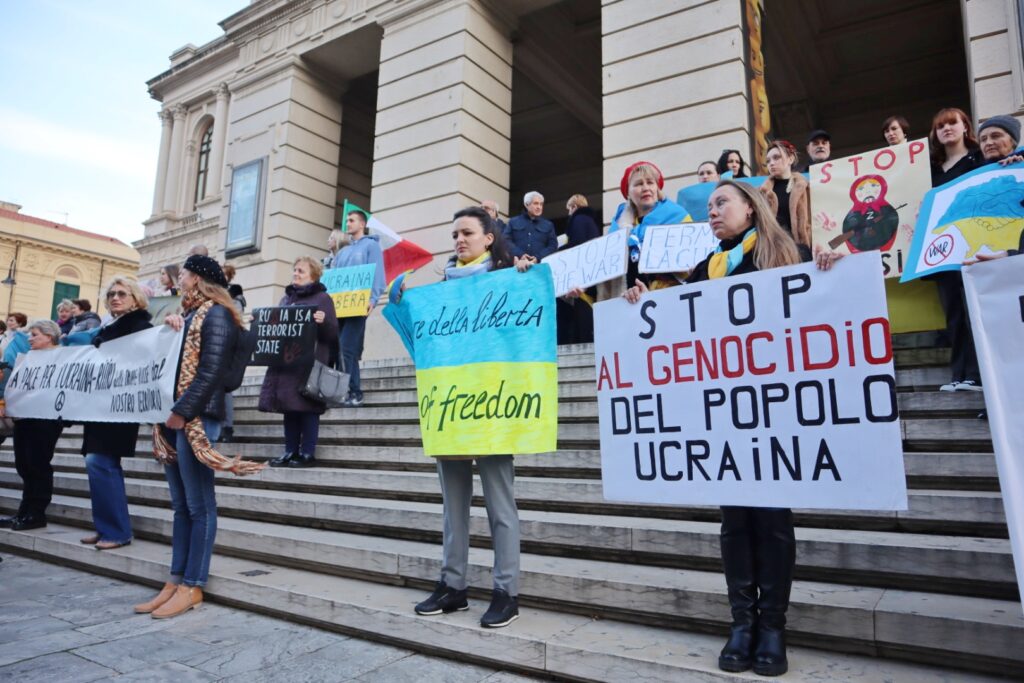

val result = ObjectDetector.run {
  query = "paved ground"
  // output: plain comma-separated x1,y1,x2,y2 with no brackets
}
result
0,553,543,682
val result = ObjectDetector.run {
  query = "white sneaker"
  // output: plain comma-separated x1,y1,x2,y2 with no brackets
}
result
939,381,959,392
955,380,983,392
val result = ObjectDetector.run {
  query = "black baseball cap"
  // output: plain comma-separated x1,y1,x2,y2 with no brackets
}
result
807,129,831,144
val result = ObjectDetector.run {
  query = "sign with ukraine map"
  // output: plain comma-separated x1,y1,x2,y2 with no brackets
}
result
902,161,1024,281
382,265,558,456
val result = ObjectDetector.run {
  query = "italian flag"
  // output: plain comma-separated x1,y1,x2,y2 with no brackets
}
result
342,200,434,285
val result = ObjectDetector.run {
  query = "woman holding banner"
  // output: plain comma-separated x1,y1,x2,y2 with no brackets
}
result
608,161,689,293
77,277,153,550
259,256,339,468
134,255,263,620
625,180,827,676
759,140,811,248
411,206,533,629
0,320,64,532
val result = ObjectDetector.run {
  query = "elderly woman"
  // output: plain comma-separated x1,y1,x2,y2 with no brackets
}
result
260,256,339,468
55,299,75,335
133,255,263,620
0,320,64,531
759,140,811,247
608,161,689,292
74,277,153,550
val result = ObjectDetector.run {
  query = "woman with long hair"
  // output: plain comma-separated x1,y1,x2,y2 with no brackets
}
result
77,277,153,550
411,206,531,629
160,264,180,297
625,180,829,676
717,149,749,179
134,255,264,619
758,140,811,247
260,256,339,468
929,107,981,186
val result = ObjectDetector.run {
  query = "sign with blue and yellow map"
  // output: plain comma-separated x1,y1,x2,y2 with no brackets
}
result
902,161,1024,281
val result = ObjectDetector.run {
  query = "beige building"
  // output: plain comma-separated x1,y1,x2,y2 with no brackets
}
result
138,0,1024,357
0,202,140,322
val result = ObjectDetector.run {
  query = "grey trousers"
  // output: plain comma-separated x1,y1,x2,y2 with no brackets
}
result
436,455,520,596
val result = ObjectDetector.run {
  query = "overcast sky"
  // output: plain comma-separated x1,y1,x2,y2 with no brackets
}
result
0,0,243,245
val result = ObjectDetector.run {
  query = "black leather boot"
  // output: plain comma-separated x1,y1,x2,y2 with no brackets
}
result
718,506,756,673
269,452,296,467
752,508,796,677
287,452,316,468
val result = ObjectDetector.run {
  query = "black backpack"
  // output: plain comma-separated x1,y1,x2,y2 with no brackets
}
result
223,325,257,393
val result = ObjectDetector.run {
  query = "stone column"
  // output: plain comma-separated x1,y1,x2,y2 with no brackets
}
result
206,83,231,198
163,104,188,214
151,109,173,215
372,0,513,260
601,0,750,217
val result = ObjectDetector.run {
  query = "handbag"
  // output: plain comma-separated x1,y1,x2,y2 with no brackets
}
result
301,359,350,408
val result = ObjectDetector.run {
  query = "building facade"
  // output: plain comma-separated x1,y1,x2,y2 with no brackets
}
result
0,202,140,322
138,0,1024,358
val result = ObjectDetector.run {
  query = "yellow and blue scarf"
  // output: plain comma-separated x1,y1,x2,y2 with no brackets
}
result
708,228,758,279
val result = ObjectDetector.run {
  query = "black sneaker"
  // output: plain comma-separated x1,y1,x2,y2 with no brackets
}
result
414,581,468,616
269,452,296,467
11,515,46,531
480,589,518,628
287,453,317,468
0,515,19,529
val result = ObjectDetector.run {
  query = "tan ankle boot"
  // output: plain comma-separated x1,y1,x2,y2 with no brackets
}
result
151,585,203,619
134,582,178,614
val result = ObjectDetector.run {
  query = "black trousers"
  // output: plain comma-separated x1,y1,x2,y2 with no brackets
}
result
556,298,595,345
934,271,980,383
720,506,796,627
13,419,63,518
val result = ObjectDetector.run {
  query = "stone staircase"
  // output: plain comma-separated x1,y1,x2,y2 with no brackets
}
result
1,338,1021,681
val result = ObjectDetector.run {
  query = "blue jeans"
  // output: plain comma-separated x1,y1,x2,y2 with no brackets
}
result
338,316,366,397
284,412,320,456
84,453,132,543
164,418,220,587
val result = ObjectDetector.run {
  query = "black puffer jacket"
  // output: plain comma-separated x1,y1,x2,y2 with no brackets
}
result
171,304,238,421
81,309,154,458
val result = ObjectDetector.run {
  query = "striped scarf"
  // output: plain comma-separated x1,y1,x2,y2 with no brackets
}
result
708,228,758,279
152,292,265,476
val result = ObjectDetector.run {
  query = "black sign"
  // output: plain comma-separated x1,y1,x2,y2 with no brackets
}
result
251,306,317,368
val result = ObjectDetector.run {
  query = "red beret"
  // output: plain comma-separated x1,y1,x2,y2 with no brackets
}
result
620,161,664,198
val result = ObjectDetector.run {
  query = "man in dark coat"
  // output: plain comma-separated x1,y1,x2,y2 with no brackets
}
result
503,191,558,261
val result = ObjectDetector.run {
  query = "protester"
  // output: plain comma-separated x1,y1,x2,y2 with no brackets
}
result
0,320,64,532
481,199,507,232
759,140,811,247
260,256,339,468
697,161,721,183
331,208,386,407
135,255,261,619
1,313,27,356
558,194,600,344
882,115,910,146
624,180,831,677
802,129,832,170
219,264,246,444
55,299,75,335
609,161,689,290
411,206,532,629
717,149,749,179
67,299,101,335
928,108,984,393
160,264,180,296
322,228,347,270
977,115,1022,164
74,277,152,550
503,191,557,261
187,244,209,257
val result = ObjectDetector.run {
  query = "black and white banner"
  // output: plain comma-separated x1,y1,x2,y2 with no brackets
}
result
4,326,182,423
963,256,1024,609
594,252,908,510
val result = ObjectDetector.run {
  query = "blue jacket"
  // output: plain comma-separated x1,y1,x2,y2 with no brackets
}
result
332,234,386,306
504,212,558,260
609,198,689,261
0,330,30,398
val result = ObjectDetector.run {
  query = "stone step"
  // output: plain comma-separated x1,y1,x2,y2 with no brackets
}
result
0,464,1006,540
0,524,1016,679
3,486,1012,599
19,442,1000,488
227,390,987,423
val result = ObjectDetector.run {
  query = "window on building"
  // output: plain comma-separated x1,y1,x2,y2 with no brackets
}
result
194,124,213,204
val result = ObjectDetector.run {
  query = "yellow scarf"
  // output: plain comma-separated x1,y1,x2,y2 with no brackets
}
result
457,250,491,267
708,229,758,279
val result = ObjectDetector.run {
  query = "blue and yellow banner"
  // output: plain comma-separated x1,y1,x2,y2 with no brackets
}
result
383,265,558,456
322,263,376,317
